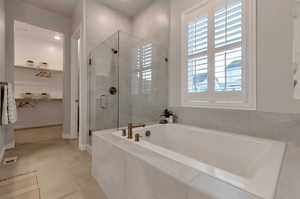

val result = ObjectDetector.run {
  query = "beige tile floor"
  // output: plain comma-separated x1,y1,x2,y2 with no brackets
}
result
0,138,108,199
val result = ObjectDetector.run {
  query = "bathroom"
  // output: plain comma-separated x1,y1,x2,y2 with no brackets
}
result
0,0,300,198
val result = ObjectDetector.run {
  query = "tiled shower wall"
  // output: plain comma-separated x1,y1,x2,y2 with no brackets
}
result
170,107,300,199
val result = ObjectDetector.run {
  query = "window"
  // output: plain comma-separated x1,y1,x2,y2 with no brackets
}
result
181,0,256,109
133,43,153,94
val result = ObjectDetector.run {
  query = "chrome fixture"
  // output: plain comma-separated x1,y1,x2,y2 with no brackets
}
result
134,133,142,142
145,130,151,137
128,123,145,139
0,81,8,86
122,129,127,137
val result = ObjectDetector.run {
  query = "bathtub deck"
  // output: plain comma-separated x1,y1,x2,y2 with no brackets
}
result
93,131,263,199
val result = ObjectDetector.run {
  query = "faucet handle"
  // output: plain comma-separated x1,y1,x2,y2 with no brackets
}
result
145,130,151,137
135,133,143,142
121,129,127,136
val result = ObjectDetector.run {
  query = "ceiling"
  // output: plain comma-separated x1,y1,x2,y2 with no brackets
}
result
21,0,154,18
97,0,154,17
15,21,64,45
21,0,78,17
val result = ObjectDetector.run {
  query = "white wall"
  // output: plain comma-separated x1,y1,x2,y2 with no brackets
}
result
72,0,83,33
5,0,72,145
86,0,132,53
293,3,300,99
0,0,4,80
256,0,300,113
168,0,300,114
132,0,170,48
0,0,5,157
15,33,63,71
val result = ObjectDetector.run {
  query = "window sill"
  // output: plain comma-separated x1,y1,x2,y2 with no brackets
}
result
181,101,257,111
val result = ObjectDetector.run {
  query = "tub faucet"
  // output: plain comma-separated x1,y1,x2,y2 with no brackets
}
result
128,123,146,139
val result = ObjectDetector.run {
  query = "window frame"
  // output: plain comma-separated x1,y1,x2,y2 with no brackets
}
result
181,0,256,110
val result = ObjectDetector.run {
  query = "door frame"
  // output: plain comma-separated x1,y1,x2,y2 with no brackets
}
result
71,20,88,151
70,26,81,140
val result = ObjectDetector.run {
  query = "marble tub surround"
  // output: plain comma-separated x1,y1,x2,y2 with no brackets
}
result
170,108,300,146
92,124,285,199
170,107,300,199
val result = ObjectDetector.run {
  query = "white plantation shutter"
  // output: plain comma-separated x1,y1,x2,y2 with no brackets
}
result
215,47,242,91
141,43,153,68
182,0,256,109
214,0,243,92
135,43,153,94
187,15,209,93
137,43,153,69
188,56,208,92
214,0,242,48
187,16,208,56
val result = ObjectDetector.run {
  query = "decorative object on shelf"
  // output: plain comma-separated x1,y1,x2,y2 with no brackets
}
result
21,92,50,100
17,100,35,108
40,93,50,100
35,71,52,78
15,65,63,72
25,60,35,67
37,62,48,69
160,109,176,124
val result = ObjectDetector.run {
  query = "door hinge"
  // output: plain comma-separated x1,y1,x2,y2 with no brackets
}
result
89,130,92,136
89,58,92,65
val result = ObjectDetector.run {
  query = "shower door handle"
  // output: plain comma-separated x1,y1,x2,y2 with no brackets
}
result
100,95,108,109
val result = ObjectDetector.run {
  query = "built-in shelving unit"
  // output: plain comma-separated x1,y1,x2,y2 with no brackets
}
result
15,65,63,73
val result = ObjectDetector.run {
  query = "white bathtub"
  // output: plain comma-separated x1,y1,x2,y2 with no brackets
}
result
92,124,286,199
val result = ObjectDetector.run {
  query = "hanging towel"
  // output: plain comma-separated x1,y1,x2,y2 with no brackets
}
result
2,85,8,125
0,86,4,125
1,83,17,125
7,83,17,124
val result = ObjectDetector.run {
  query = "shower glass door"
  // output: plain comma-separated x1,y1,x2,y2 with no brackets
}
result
118,32,168,126
89,33,119,132
89,31,168,132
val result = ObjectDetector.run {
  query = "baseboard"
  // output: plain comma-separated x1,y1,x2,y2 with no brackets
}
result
5,141,15,150
15,124,63,131
62,133,78,140
86,144,92,155
0,142,15,163
79,144,86,151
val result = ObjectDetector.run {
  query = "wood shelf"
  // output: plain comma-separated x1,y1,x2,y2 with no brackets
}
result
15,65,63,73
16,98,63,101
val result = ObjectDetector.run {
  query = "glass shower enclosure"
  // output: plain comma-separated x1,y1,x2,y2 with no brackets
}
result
89,31,168,132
